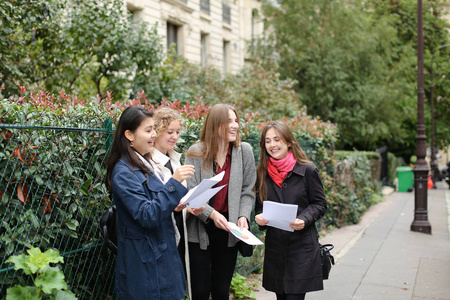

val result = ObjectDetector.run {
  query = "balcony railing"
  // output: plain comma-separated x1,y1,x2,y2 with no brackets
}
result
200,0,210,15
223,3,231,24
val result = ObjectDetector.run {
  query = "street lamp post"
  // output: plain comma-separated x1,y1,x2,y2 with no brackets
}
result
429,44,450,188
411,0,432,234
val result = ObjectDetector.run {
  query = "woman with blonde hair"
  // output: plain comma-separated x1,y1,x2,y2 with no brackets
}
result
185,103,256,300
152,106,204,299
255,120,327,300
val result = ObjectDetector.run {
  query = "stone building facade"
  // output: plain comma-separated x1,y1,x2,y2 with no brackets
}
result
126,0,263,74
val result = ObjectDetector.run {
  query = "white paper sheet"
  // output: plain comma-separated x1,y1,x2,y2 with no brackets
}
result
262,201,298,232
179,171,225,209
227,222,263,245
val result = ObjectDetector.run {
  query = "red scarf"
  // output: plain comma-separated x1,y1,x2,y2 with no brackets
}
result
267,151,297,187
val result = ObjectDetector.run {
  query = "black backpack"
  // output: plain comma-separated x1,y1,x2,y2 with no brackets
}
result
99,205,118,255
98,205,118,297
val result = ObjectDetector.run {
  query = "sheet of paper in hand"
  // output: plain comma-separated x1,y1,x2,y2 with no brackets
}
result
179,171,226,209
227,222,263,245
262,201,298,232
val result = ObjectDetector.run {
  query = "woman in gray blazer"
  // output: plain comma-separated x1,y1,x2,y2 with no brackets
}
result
184,104,256,300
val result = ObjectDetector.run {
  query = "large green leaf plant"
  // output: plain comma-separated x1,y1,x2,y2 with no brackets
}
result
6,247,77,299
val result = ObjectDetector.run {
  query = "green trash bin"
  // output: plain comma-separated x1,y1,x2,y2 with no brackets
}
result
396,166,414,192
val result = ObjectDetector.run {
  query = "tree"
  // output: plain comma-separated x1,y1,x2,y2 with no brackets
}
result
0,0,163,100
257,0,423,154
143,54,303,119
368,0,450,151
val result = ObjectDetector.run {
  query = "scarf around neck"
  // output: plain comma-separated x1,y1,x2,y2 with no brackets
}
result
267,151,297,187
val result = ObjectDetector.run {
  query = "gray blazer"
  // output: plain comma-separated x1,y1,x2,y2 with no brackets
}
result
184,142,256,250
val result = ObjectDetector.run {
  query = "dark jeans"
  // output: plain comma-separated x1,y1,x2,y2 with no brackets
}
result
276,293,306,300
188,222,238,300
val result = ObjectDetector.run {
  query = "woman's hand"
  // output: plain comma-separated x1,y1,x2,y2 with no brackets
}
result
172,164,195,183
209,210,229,231
289,218,305,231
255,213,268,226
187,206,205,216
237,216,249,230
174,202,187,212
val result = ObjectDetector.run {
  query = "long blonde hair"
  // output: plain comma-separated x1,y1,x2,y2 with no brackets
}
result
186,104,241,173
256,121,311,202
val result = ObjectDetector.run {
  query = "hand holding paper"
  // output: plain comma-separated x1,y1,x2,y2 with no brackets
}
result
179,171,226,209
227,222,263,245
262,201,298,232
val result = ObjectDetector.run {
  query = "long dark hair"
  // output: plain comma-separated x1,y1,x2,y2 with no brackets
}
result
186,104,240,173
256,121,311,202
106,106,153,190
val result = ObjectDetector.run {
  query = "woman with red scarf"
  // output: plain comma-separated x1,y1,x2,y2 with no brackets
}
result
255,121,328,300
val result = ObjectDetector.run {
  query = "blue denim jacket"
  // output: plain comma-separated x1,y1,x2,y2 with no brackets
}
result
111,158,188,299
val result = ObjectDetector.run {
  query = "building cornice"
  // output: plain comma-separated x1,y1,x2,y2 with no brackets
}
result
161,0,194,13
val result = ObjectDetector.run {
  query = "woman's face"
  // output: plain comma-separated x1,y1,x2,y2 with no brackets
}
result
154,120,181,155
226,109,239,142
265,128,291,160
126,117,157,156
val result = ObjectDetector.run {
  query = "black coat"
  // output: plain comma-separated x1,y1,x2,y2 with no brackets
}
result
255,163,328,294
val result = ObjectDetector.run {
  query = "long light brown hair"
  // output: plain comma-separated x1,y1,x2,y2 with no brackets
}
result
256,120,311,202
186,104,241,173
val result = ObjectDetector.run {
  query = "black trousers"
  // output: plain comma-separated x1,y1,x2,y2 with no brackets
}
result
188,223,238,300
276,293,306,300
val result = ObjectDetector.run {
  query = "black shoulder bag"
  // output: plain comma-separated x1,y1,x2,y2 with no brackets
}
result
319,243,335,280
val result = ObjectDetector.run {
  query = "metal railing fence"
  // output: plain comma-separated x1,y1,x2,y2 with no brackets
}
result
0,116,115,299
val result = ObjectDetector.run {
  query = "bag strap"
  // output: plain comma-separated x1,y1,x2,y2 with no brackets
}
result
320,243,334,252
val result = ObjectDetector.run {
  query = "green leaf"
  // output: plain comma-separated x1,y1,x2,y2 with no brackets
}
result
80,178,91,196
65,219,79,231
6,254,31,275
35,266,67,294
35,175,44,186
24,248,64,274
53,289,78,300
6,285,39,300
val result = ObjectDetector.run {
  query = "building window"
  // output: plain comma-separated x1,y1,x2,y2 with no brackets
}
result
201,33,208,67
222,0,231,24
167,22,179,54
223,40,230,74
200,0,210,15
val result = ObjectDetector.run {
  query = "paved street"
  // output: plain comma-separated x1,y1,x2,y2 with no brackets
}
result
254,182,450,299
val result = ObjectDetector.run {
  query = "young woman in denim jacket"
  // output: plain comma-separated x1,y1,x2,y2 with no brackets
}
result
106,106,194,299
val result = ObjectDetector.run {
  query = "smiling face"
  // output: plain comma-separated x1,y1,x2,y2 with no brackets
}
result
265,127,291,160
154,120,181,155
226,109,239,143
125,117,156,156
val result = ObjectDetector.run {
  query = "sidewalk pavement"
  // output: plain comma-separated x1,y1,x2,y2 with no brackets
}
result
253,182,450,300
